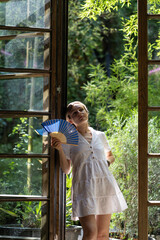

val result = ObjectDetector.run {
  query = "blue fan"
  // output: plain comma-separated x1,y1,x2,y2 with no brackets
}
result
35,128,48,136
36,119,79,146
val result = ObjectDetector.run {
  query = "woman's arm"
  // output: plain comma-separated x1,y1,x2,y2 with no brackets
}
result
51,137,71,174
106,151,115,166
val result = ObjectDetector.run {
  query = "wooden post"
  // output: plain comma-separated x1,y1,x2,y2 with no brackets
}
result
49,0,68,239
138,0,148,239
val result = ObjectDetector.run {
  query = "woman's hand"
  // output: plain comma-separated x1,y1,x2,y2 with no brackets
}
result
51,137,62,151
106,151,115,166
51,137,71,174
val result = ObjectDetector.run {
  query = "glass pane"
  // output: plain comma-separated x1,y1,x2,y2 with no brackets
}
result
0,0,50,28
148,207,160,239
148,112,160,153
0,158,48,195
148,1,160,14
0,117,49,154
148,158,160,201
148,20,160,60
0,201,48,239
148,65,160,106
0,74,49,111
0,31,50,69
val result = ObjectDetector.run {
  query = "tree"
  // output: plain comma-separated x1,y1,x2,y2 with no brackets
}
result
67,0,128,103
83,13,138,130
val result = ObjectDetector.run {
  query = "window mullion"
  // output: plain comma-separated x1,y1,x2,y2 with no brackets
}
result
138,0,148,239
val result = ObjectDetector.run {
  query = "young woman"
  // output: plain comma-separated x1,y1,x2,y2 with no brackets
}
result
51,101,127,240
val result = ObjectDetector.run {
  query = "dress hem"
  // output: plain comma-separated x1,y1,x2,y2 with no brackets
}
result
71,206,128,221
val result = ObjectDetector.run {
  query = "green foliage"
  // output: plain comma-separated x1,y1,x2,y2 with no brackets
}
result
66,173,74,226
107,112,160,237
0,208,18,217
82,13,138,131
148,114,160,153
0,202,20,225
108,112,138,236
2,117,42,154
67,0,103,102
148,207,160,236
83,62,137,131
67,0,126,103
0,201,42,228
0,117,43,226
15,201,42,228
9,118,29,153
148,0,160,14
155,30,160,57
148,19,160,59
67,1,160,238
66,172,80,226
80,0,131,20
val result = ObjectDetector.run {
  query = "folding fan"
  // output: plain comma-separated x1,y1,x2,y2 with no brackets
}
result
36,119,79,146
35,128,48,136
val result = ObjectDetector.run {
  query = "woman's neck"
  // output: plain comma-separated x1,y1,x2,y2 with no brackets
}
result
77,122,89,136
77,122,92,143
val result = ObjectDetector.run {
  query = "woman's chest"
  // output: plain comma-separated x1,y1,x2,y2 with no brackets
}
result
70,134,104,161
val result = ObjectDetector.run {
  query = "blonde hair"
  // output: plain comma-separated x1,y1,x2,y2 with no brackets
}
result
66,101,89,120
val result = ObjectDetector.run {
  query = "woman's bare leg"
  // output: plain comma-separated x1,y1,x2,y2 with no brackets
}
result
79,215,97,240
96,214,111,240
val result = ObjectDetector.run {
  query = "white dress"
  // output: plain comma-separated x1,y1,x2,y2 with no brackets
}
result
63,127,128,220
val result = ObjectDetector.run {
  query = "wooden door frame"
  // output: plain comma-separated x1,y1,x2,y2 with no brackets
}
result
0,0,68,239
138,0,160,239
50,0,68,239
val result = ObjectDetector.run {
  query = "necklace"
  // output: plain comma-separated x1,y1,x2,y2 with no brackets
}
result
82,130,92,144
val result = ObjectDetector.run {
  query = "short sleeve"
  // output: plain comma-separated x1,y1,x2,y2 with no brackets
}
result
62,144,71,160
100,132,111,153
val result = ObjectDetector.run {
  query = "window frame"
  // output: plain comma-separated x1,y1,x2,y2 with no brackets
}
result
0,0,68,239
138,0,160,239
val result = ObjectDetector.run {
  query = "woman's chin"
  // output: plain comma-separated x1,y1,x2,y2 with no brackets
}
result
78,119,88,125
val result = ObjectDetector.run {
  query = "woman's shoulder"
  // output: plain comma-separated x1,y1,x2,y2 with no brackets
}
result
89,127,105,136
